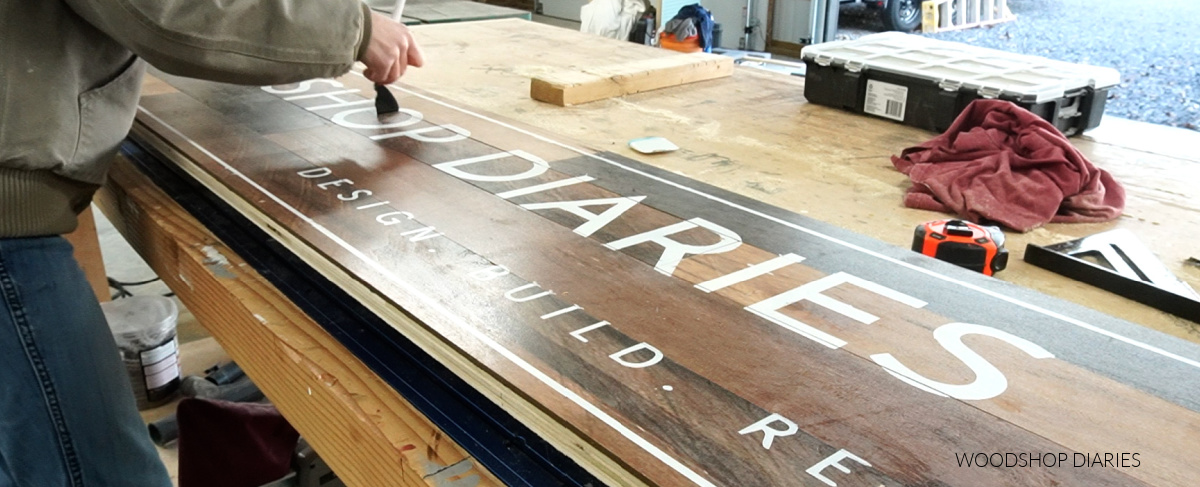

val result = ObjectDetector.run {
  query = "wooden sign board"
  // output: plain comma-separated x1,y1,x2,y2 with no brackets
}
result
132,71,1200,487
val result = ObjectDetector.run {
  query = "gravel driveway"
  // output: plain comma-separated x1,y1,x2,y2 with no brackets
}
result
837,0,1200,131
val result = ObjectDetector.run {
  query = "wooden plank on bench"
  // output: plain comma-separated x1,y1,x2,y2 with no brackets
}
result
531,53,735,106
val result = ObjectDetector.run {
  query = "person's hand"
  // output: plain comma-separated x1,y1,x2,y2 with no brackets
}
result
360,11,425,84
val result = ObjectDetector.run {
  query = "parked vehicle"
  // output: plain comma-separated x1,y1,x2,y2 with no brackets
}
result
841,0,922,31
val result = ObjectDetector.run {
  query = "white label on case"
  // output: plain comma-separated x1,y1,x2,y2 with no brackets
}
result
145,360,180,390
865,80,908,121
140,339,177,365
143,353,178,376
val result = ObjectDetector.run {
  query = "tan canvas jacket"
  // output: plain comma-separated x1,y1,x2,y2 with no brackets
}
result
0,0,372,237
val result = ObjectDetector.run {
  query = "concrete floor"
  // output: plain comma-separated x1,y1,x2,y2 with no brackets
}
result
95,208,169,297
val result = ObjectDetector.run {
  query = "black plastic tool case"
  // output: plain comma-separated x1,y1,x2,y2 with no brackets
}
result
800,32,1120,136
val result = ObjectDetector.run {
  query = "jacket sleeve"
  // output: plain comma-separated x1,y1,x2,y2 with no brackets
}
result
63,0,372,85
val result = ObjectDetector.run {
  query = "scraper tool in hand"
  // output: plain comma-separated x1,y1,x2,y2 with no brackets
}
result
374,0,407,115
374,84,399,114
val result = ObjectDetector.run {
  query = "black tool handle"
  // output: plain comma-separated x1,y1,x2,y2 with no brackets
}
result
205,361,245,386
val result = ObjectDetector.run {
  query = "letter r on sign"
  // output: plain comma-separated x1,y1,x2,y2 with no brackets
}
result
605,218,742,276
738,413,798,450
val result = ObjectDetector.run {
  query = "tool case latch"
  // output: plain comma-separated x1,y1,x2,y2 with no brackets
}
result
844,60,865,73
938,80,962,92
814,54,834,67
978,86,1003,99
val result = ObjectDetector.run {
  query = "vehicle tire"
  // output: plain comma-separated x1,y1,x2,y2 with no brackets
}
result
881,0,922,31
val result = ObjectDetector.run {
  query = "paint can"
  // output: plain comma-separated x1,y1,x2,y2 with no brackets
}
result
101,296,181,410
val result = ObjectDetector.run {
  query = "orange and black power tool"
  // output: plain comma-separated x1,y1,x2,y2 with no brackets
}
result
912,219,1009,276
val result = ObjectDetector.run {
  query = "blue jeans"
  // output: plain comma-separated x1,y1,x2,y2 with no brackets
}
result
0,236,170,487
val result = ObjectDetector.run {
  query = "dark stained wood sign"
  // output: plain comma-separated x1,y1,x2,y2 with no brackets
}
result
133,71,1200,487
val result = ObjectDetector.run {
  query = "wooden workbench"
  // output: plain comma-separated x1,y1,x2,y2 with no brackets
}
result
100,19,1200,487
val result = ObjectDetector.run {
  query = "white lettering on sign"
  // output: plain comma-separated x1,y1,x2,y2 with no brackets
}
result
282,88,358,101
609,343,664,368
290,165,451,245
261,80,1068,445
504,282,554,303
337,189,373,201
435,151,550,182
376,211,414,226
357,201,390,210
308,95,374,112
370,124,471,143
870,322,1054,401
523,196,646,238
262,79,342,95
806,449,873,486
400,226,443,242
570,321,610,342
738,413,798,450
331,107,423,130
230,76,1132,487
497,175,597,200
605,218,742,276
297,167,333,178
696,253,807,293
266,81,466,142
317,178,353,190
284,89,370,112
746,272,927,349
541,304,584,320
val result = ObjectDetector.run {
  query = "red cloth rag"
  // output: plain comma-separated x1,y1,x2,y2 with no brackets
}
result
891,99,1125,232
178,398,299,487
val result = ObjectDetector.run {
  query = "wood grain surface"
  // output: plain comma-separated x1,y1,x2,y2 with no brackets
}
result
530,54,735,106
126,63,1200,487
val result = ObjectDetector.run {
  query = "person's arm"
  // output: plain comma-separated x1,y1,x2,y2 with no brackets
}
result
64,0,417,85
360,9,424,84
